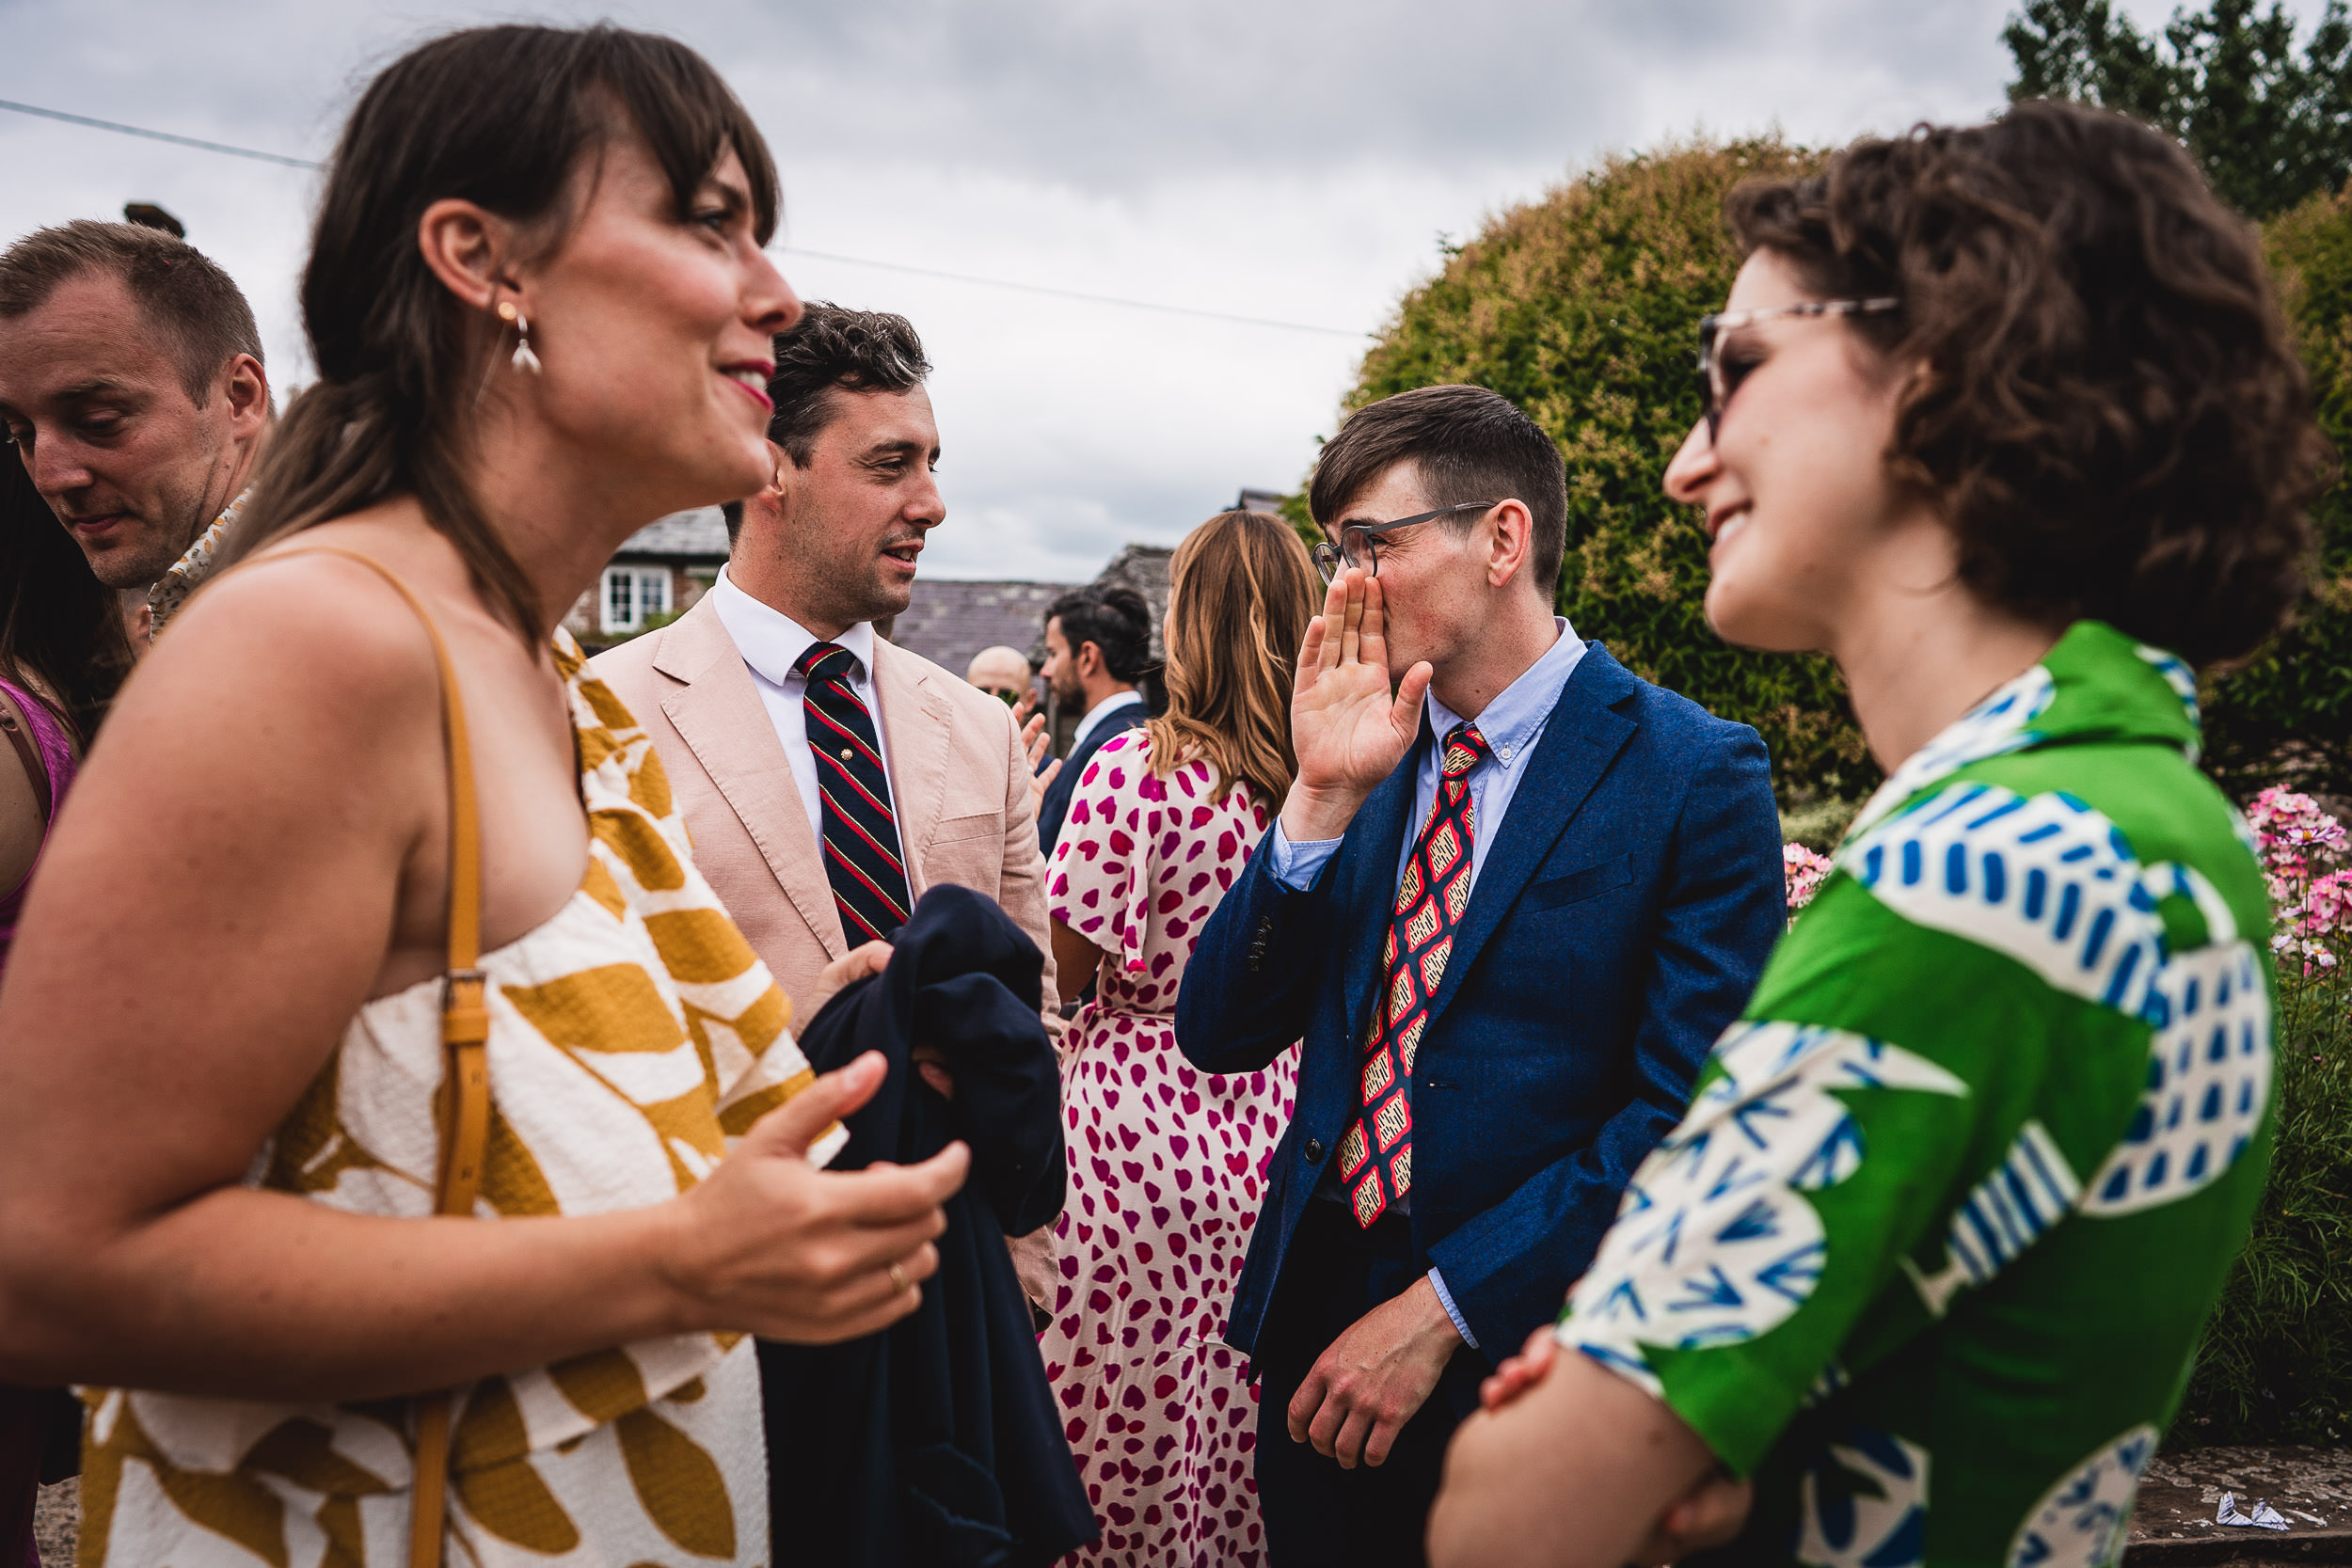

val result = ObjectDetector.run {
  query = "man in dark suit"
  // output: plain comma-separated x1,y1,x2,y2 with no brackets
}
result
1175,384,1785,1566
1033,583,1153,854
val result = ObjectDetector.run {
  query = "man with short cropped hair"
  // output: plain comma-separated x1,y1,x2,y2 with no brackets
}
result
965,644,1035,706
0,220,270,640
1033,582,1152,855
1176,383,1786,1565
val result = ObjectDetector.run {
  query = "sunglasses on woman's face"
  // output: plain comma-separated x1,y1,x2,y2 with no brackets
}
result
1695,297,1900,445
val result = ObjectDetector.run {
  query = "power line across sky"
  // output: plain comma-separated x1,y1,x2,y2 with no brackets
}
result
0,96,1372,339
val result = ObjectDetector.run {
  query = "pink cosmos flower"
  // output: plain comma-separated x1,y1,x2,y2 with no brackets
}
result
2248,788,2349,979
1784,843,1835,920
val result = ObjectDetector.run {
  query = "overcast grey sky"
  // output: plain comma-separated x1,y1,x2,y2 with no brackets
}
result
1,0,2190,580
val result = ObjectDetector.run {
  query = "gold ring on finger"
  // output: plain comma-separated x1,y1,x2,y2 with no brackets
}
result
888,1260,911,1295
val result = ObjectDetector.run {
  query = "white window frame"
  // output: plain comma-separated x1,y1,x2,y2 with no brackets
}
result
600,565,673,635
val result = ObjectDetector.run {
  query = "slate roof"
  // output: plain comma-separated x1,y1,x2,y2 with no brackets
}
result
1088,544,1173,662
587,514,1178,679
612,506,729,561
886,542,1177,675
889,579,1073,675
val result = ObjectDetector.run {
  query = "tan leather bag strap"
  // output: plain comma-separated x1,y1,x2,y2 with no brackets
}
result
277,548,488,1568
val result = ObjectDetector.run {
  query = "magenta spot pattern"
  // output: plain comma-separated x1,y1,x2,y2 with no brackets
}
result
1041,729,1299,1567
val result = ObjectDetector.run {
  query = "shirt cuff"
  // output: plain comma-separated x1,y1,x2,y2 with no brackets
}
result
1266,822,1343,891
1428,1267,1479,1352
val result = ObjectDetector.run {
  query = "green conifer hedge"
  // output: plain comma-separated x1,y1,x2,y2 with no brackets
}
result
1327,136,2352,799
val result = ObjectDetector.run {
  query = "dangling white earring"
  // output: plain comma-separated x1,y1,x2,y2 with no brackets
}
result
497,299,542,375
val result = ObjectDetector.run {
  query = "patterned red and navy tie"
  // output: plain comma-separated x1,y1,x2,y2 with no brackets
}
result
795,641,912,942
1339,721,1487,1228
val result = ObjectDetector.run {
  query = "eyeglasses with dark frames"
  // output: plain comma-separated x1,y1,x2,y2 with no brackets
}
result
1697,297,1899,444
1311,500,1500,586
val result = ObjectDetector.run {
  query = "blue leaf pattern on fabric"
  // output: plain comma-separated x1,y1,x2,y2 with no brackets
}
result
2005,1425,2155,1567
1562,1024,1964,1377
1797,1427,1930,1568
1848,784,2166,1016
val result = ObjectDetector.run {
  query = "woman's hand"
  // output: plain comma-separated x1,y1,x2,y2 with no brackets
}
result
660,1052,968,1344
1632,1470,1753,1566
1478,1323,1559,1410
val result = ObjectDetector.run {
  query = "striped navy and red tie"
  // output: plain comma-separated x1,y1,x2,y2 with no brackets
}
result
794,641,912,942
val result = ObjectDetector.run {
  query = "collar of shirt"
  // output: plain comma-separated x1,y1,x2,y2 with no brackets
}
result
145,486,251,643
1422,615,1584,771
708,565,881,691
1070,688,1146,754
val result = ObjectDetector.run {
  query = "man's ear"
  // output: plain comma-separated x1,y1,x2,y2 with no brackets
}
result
219,354,269,437
1077,641,1104,680
753,439,790,522
1486,499,1534,592
416,198,521,317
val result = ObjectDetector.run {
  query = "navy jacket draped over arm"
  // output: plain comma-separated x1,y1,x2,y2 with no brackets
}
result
760,885,1094,1568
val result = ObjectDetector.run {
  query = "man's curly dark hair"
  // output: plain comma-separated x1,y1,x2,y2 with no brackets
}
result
767,301,930,465
1725,99,2326,669
723,303,932,542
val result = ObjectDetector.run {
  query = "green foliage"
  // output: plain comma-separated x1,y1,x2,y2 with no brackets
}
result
2005,0,2352,219
1779,794,1866,855
2172,964,2352,1445
2201,182,2352,794
2004,2,2352,788
1345,138,1879,796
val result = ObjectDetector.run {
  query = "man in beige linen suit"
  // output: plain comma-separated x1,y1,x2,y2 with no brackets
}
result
591,303,1060,1036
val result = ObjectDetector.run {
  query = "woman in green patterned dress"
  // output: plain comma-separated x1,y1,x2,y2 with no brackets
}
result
1429,102,2323,1568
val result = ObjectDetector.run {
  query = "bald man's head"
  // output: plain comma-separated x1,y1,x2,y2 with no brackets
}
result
966,645,1033,705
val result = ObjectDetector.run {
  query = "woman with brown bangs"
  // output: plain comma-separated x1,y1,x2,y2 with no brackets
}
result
1430,101,2321,1568
1041,508,1317,1566
0,24,966,1567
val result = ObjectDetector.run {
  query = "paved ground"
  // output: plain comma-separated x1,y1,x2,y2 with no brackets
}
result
26,1446,2352,1563
2129,1447,2352,1563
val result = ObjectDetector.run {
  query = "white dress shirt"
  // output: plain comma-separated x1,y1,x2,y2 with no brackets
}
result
707,566,896,845
1069,689,1146,755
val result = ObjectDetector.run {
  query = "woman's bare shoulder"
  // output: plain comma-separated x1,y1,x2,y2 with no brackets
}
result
97,519,464,811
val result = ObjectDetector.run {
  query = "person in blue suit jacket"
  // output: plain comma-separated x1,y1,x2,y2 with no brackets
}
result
1034,583,1152,856
1174,384,1785,1567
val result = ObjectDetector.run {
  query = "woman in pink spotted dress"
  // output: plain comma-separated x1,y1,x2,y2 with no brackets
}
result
1041,510,1322,1568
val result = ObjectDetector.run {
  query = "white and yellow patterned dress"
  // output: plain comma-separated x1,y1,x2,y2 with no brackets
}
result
79,633,827,1567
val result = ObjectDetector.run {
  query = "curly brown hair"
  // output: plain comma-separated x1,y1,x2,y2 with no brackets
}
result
1726,99,2326,668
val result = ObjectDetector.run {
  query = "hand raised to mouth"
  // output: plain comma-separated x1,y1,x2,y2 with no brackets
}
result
1280,566,1433,847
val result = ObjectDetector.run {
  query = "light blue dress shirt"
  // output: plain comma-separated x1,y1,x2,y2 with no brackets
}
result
1264,616,1585,1349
